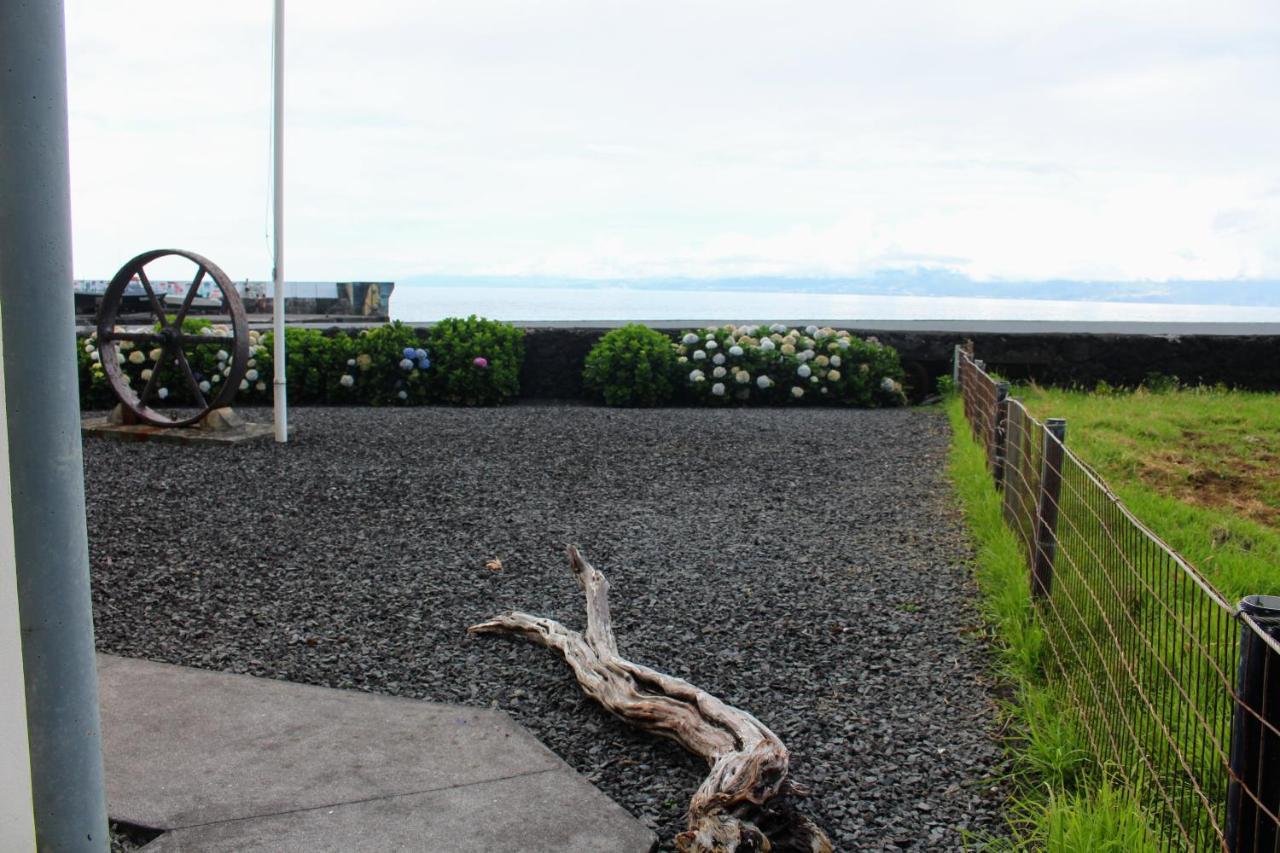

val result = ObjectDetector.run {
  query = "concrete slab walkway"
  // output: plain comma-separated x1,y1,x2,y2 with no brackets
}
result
98,654,656,852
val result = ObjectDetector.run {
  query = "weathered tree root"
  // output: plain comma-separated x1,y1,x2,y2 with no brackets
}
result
468,546,833,853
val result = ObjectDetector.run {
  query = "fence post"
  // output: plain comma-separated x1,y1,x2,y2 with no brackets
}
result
952,344,962,387
1227,595,1280,853
993,381,1010,489
1031,418,1066,599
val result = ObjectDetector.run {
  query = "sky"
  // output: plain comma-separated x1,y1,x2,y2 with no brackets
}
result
64,1,1280,284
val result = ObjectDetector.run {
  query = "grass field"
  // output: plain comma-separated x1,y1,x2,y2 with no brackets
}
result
1010,383,1279,601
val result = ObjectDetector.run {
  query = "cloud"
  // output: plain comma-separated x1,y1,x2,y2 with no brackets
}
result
63,0,1280,282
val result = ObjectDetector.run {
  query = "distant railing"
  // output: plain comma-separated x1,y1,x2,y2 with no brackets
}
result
955,345,1280,853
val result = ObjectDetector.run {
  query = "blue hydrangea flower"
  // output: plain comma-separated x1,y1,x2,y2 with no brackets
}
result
402,347,416,359
399,358,414,371
417,357,431,370
414,348,427,359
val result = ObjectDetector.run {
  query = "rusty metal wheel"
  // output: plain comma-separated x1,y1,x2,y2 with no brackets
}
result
95,249,250,426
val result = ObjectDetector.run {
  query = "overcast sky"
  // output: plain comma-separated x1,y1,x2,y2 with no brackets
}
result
64,1,1280,283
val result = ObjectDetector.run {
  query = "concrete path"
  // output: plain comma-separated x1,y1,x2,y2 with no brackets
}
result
98,655,656,852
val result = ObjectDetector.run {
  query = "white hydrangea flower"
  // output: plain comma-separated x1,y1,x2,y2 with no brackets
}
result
711,382,726,396
780,343,796,356
120,340,134,352
140,369,153,381
83,343,94,353
791,386,804,398
837,339,850,350
797,364,811,378
729,345,744,357
157,388,169,400
881,377,897,392
201,327,214,336
756,375,773,389
735,370,751,384
805,325,818,336
347,358,356,367
689,369,705,382
828,369,842,381
712,353,726,365
255,381,266,392
802,349,815,360
759,338,775,352
247,358,257,368
678,356,688,363
769,323,786,333
705,340,718,350
399,358,414,370
398,390,408,400
245,369,259,382
712,366,727,378
211,374,221,384
198,380,211,393
239,379,249,391
692,350,706,361
216,349,229,361
147,347,162,362
128,350,145,365
810,375,819,383
682,333,699,345
91,351,100,362
339,374,355,388
831,355,842,367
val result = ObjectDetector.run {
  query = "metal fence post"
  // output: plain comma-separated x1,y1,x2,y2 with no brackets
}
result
1031,418,1067,599
1227,595,1280,852
993,382,1010,489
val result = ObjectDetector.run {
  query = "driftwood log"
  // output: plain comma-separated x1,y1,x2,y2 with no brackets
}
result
468,546,833,853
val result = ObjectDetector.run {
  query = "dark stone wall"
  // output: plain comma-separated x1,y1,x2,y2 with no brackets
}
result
515,326,1280,399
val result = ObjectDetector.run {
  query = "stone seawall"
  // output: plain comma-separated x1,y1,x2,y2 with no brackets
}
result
78,321,1280,400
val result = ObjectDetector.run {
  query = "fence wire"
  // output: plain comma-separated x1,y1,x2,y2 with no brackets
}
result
956,348,1279,853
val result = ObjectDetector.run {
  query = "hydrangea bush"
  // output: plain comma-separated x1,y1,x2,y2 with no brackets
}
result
77,318,271,408
582,324,679,406
673,324,907,407
76,317,523,409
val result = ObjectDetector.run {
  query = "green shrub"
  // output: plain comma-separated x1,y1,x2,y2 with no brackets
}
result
583,325,678,406
78,319,532,409
425,315,523,405
672,324,907,406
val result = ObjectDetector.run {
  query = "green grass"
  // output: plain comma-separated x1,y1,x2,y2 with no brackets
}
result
1013,383,1280,601
947,396,1159,851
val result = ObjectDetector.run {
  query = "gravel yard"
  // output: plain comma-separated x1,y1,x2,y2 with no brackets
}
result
87,405,1006,851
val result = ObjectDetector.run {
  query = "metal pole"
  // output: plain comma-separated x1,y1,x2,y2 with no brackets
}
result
1031,418,1067,600
951,344,961,387
271,0,288,443
1227,595,1280,853
0,2,109,849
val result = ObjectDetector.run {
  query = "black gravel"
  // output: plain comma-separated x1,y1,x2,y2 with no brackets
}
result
86,405,1006,851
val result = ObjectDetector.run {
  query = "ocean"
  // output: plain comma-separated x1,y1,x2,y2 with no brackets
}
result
390,284,1280,325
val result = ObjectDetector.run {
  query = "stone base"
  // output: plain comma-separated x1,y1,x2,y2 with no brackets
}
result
83,408,275,446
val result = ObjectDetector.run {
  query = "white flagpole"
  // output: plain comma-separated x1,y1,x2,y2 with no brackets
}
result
271,0,287,442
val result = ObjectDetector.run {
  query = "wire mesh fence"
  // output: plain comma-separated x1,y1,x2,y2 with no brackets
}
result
954,346,1280,853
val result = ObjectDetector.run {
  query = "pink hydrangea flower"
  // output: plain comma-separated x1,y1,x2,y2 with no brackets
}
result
473,357,489,368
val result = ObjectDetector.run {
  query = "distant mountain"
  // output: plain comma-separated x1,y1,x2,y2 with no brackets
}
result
401,269,1280,307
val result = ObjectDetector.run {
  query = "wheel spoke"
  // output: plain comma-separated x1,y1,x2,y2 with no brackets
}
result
173,349,207,410
136,268,168,327
100,330,164,344
138,347,165,406
178,334,236,347
171,266,207,328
